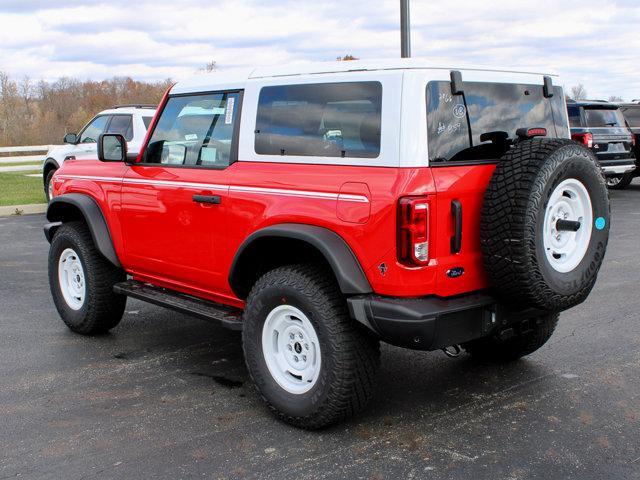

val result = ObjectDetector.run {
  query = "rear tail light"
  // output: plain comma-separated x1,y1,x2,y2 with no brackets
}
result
398,197,430,266
571,132,593,148
631,132,637,147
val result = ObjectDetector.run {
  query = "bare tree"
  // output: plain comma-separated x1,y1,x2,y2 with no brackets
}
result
608,95,623,102
336,54,359,61
570,84,588,101
199,61,217,73
0,72,172,147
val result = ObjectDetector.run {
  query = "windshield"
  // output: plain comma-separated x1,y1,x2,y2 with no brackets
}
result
426,81,568,162
584,108,626,127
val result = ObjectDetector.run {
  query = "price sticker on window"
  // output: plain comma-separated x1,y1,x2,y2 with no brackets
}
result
225,97,235,125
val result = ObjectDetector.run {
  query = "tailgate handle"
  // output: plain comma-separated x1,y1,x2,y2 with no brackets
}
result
192,194,221,205
450,200,462,254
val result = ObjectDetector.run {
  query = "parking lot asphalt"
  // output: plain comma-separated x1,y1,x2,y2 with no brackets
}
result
1,181,639,480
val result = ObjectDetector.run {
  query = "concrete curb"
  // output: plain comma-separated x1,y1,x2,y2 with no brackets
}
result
0,203,46,217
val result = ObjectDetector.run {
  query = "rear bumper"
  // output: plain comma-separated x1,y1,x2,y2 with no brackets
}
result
347,292,499,351
598,157,636,176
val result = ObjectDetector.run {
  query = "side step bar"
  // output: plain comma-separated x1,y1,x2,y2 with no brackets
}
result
113,280,243,331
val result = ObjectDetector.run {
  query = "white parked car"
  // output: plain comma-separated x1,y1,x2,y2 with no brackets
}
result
43,105,157,201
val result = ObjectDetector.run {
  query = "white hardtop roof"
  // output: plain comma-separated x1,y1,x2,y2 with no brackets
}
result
171,58,558,95
100,107,157,115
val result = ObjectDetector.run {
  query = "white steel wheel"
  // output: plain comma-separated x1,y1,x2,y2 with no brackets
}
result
261,305,321,395
58,248,86,310
543,178,593,273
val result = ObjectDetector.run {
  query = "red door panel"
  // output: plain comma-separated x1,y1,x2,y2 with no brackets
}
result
119,165,230,296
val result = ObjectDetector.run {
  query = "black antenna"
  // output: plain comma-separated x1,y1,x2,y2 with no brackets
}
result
400,0,411,58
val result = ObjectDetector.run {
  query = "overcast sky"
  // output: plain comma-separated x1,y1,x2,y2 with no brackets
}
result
1,0,638,100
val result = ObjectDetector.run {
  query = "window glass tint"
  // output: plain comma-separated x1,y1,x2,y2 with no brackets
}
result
144,92,239,167
584,107,626,127
106,115,133,141
142,116,154,129
79,115,109,143
620,107,640,127
567,106,582,127
426,82,567,162
255,82,382,158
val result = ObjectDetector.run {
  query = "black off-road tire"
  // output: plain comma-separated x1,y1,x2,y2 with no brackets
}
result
464,312,559,362
44,168,56,202
481,138,609,312
606,173,633,190
242,264,380,429
48,221,126,334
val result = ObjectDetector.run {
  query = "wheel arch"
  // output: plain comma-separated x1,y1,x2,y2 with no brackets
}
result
44,193,121,268
229,224,372,299
43,158,59,184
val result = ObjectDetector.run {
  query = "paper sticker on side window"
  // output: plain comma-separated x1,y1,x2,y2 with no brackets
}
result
225,97,235,125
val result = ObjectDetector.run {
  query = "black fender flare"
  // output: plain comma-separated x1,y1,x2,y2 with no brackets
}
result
42,158,59,183
229,223,372,299
44,193,121,268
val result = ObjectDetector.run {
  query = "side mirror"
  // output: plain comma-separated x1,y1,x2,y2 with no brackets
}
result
97,133,127,162
63,133,77,144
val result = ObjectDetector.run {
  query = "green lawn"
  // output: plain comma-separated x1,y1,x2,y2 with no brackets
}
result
0,172,45,206
0,161,43,168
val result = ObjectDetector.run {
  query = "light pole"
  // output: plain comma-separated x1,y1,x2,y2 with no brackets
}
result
400,0,411,58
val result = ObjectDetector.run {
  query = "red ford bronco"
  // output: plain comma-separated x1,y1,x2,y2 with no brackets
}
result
45,60,610,429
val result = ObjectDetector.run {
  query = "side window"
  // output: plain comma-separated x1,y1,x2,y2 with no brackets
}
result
79,115,110,143
255,82,382,158
142,116,154,130
144,92,240,167
567,106,582,127
106,115,134,141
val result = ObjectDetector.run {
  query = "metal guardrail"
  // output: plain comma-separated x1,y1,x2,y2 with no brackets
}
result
0,145,61,166
0,145,57,153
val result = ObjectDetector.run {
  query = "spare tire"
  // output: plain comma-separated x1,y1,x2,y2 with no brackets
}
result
481,138,609,312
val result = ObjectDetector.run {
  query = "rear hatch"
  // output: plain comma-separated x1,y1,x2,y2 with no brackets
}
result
424,79,569,297
579,106,634,163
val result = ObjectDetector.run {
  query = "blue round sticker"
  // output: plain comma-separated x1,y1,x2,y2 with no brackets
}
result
595,217,606,230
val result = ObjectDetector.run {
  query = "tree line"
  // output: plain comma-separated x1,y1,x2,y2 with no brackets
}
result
0,72,172,147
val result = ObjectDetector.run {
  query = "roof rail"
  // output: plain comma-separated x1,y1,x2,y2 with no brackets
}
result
112,104,157,109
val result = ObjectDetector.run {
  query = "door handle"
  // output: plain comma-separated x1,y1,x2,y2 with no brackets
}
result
192,194,221,205
450,199,462,254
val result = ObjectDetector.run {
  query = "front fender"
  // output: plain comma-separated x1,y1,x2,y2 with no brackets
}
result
44,193,121,268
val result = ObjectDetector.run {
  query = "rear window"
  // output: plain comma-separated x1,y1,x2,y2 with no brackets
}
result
620,107,640,127
584,107,626,127
426,81,568,162
255,82,382,158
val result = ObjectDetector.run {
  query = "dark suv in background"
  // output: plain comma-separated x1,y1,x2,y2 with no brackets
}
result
618,101,640,188
567,100,636,189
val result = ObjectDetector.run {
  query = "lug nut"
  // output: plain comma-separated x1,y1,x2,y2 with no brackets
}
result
289,333,295,340
298,333,303,339
293,356,299,362
304,343,309,350
302,355,307,361
287,344,292,351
